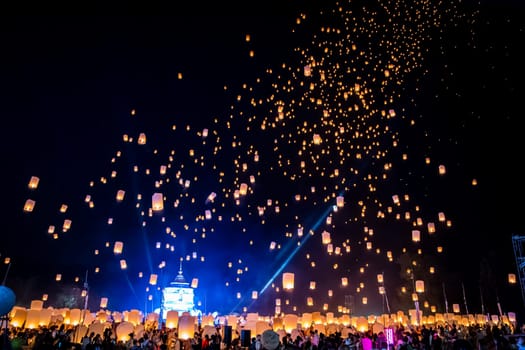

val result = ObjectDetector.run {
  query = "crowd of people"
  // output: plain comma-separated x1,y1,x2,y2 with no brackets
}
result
1,318,524,350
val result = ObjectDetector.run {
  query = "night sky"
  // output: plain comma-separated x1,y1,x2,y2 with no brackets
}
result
2,1,525,322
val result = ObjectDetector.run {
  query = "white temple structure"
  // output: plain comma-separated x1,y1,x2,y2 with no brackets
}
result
160,261,197,319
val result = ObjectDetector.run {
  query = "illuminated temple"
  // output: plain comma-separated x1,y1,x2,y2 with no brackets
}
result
161,261,197,319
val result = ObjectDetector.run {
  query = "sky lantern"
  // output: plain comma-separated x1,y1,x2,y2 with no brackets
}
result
178,315,196,340
320,230,332,244
283,314,298,333
310,281,316,290
336,195,344,207
23,199,35,212
120,260,127,270
282,272,294,290
116,190,125,202
508,273,517,284
341,277,348,286
100,297,108,308
28,176,40,189
438,165,446,175
113,241,123,254
313,134,322,145
453,304,460,313
304,65,311,77
149,274,158,285
62,219,72,232
240,183,248,195
252,291,258,299
138,133,147,145
166,310,179,329
377,274,384,283
427,222,435,234
59,204,68,213
412,230,420,242
191,278,199,288
415,280,425,293
152,193,164,211
55,274,62,281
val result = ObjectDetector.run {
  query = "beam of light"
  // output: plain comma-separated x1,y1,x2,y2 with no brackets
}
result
258,192,345,296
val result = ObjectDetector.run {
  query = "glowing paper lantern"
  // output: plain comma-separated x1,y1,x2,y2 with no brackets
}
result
322,231,331,244
309,281,316,290
438,165,446,175
100,298,108,308
509,273,517,284
116,321,134,341
453,304,460,313
62,219,72,231
178,315,196,340
113,241,124,254
282,273,294,290
25,309,40,329
149,274,158,285
412,230,420,242
120,260,127,270
304,65,311,77
115,190,126,202
28,176,40,189
138,133,147,145
282,314,298,333
166,310,179,329
191,278,199,288
23,199,36,212
252,291,258,299
415,280,425,293
336,196,344,208
377,274,384,283
152,193,164,211
341,277,348,286
30,300,43,310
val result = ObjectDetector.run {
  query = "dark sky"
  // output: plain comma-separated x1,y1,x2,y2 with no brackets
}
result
2,1,525,322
